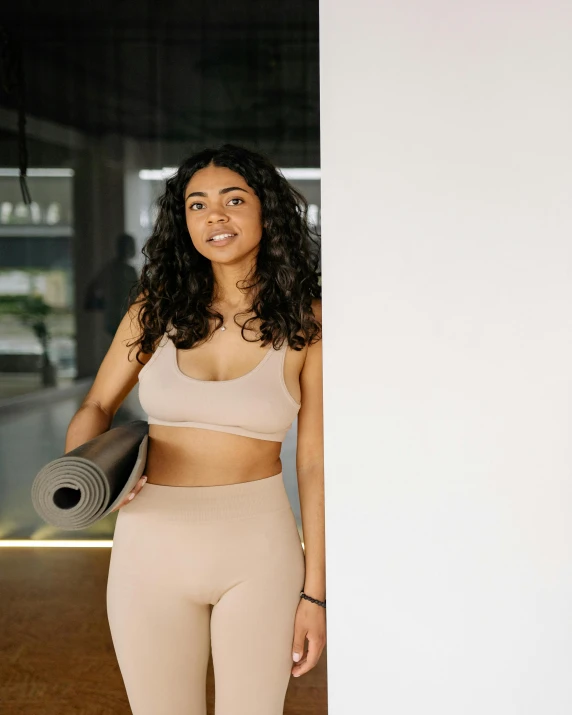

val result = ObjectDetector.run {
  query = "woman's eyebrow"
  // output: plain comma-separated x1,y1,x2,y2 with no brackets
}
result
185,186,248,201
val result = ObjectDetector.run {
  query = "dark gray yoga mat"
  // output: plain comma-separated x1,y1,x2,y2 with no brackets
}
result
31,420,149,530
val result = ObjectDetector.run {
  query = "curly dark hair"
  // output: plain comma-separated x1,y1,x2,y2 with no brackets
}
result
127,143,322,364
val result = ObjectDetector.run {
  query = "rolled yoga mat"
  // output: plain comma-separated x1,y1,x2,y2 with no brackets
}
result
31,420,149,530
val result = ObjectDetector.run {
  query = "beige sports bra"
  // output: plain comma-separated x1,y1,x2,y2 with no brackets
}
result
137,331,301,442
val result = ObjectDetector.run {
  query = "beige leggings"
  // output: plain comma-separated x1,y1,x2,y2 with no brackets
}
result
106,472,305,715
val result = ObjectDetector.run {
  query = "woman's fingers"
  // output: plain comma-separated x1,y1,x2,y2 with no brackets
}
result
292,634,325,677
133,475,148,494
110,475,148,512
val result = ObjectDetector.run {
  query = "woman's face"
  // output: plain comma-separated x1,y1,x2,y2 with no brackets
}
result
184,164,263,263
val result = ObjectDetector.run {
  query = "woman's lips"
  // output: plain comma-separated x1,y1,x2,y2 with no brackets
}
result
207,233,236,247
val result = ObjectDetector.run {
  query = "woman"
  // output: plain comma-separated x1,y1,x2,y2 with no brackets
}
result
64,144,326,714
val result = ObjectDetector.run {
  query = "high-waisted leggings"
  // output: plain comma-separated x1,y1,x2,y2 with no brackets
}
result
106,471,306,715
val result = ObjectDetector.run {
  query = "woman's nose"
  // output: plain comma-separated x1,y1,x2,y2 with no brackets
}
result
207,208,229,223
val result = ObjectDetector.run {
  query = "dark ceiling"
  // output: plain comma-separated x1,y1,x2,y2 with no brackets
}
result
1,1,319,160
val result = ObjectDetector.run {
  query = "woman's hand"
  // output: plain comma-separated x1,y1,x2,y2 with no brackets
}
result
291,597,327,677
110,476,148,512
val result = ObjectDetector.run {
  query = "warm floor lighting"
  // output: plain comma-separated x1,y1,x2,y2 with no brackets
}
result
0,539,304,549
0,540,113,548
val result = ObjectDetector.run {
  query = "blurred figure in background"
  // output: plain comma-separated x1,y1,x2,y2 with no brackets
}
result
84,232,139,338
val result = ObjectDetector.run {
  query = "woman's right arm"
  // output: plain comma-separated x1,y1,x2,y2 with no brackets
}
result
65,298,151,453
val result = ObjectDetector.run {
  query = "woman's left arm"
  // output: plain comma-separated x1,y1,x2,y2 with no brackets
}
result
291,298,326,677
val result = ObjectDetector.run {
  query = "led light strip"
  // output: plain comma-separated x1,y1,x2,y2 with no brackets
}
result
278,168,321,180
138,168,321,181
0,540,113,548
0,167,320,180
0,168,75,177
138,168,176,180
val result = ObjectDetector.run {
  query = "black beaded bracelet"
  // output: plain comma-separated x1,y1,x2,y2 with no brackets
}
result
300,590,326,608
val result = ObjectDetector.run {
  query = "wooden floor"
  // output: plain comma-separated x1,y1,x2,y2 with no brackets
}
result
0,549,327,714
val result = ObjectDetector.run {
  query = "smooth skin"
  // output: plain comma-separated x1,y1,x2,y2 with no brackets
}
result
65,163,326,678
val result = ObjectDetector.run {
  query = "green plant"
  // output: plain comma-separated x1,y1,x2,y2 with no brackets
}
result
12,294,57,386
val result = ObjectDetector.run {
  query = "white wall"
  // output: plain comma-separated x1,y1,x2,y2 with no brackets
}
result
320,3,572,713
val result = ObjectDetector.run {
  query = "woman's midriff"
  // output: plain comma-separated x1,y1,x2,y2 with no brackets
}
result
143,424,283,487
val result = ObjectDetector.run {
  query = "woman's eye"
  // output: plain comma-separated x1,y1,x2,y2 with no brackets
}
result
189,198,243,211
